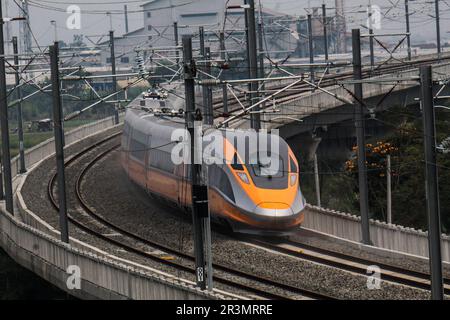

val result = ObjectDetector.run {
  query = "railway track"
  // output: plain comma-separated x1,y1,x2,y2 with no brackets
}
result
46,131,447,299
240,235,450,296
212,54,450,120
47,133,335,300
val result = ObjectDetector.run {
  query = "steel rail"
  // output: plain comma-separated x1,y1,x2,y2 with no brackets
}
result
240,235,450,296
46,133,334,300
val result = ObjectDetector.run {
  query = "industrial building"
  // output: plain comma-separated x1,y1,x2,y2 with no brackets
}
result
97,0,300,68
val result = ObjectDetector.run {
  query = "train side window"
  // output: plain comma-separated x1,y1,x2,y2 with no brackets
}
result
130,139,146,162
122,124,129,146
149,149,175,174
123,123,130,135
290,156,298,173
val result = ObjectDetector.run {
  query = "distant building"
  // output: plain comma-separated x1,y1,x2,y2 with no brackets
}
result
296,7,349,58
60,47,103,67
98,0,299,68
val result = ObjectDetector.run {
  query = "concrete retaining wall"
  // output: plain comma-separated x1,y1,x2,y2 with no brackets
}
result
1,115,226,300
304,205,450,262
0,204,220,300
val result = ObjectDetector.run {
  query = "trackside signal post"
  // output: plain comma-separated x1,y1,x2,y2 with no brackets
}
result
182,35,208,290
420,65,444,300
352,29,371,245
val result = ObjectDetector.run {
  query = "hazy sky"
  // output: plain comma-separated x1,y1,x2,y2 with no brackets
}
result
2,0,449,49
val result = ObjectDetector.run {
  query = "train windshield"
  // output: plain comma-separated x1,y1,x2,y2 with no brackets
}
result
250,156,284,178
247,153,288,190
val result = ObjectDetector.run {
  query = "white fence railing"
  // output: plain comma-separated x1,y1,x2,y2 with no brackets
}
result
0,204,221,300
304,205,450,262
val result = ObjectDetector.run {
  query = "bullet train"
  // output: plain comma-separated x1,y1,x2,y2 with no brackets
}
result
121,89,306,234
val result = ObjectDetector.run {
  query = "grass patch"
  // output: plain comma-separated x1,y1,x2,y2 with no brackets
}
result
4,119,97,158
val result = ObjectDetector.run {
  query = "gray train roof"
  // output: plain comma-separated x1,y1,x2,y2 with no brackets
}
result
125,108,290,156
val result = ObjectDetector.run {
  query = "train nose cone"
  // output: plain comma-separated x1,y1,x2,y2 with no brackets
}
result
253,202,294,218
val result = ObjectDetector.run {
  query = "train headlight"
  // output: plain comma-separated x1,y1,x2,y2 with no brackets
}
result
290,174,297,186
236,172,250,184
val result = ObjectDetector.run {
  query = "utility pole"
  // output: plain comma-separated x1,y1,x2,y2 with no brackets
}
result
245,0,260,130
198,28,212,125
219,31,226,61
0,158,3,200
197,32,214,289
199,26,209,124
335,0,346,54
405,0,412,60
50,43,69,243
307,14,315,84
20,0,32,54
218,33,228,125
109,30,119,124
182,35,207,290
0,3,14,214
107,11,113,32
13,36,26,173
352,29,371,245
50,20,57,43
199,26,205,58
204,47,213,125
109,31,116,90
0,6,2,200
174,22,179,64
257,19,264,78
222,84,228,127
314,153,321,207
4,0,11,54
386,154,392,224
124,5,129,34
368,4,375,68
420,65,444,300
322,4,329,62
435,0,441,57
257,11,266,114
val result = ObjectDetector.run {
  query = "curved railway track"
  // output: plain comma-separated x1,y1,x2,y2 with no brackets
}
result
39,54,450,300
47,133,335,300
240,235,450,296
47,132,448,299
